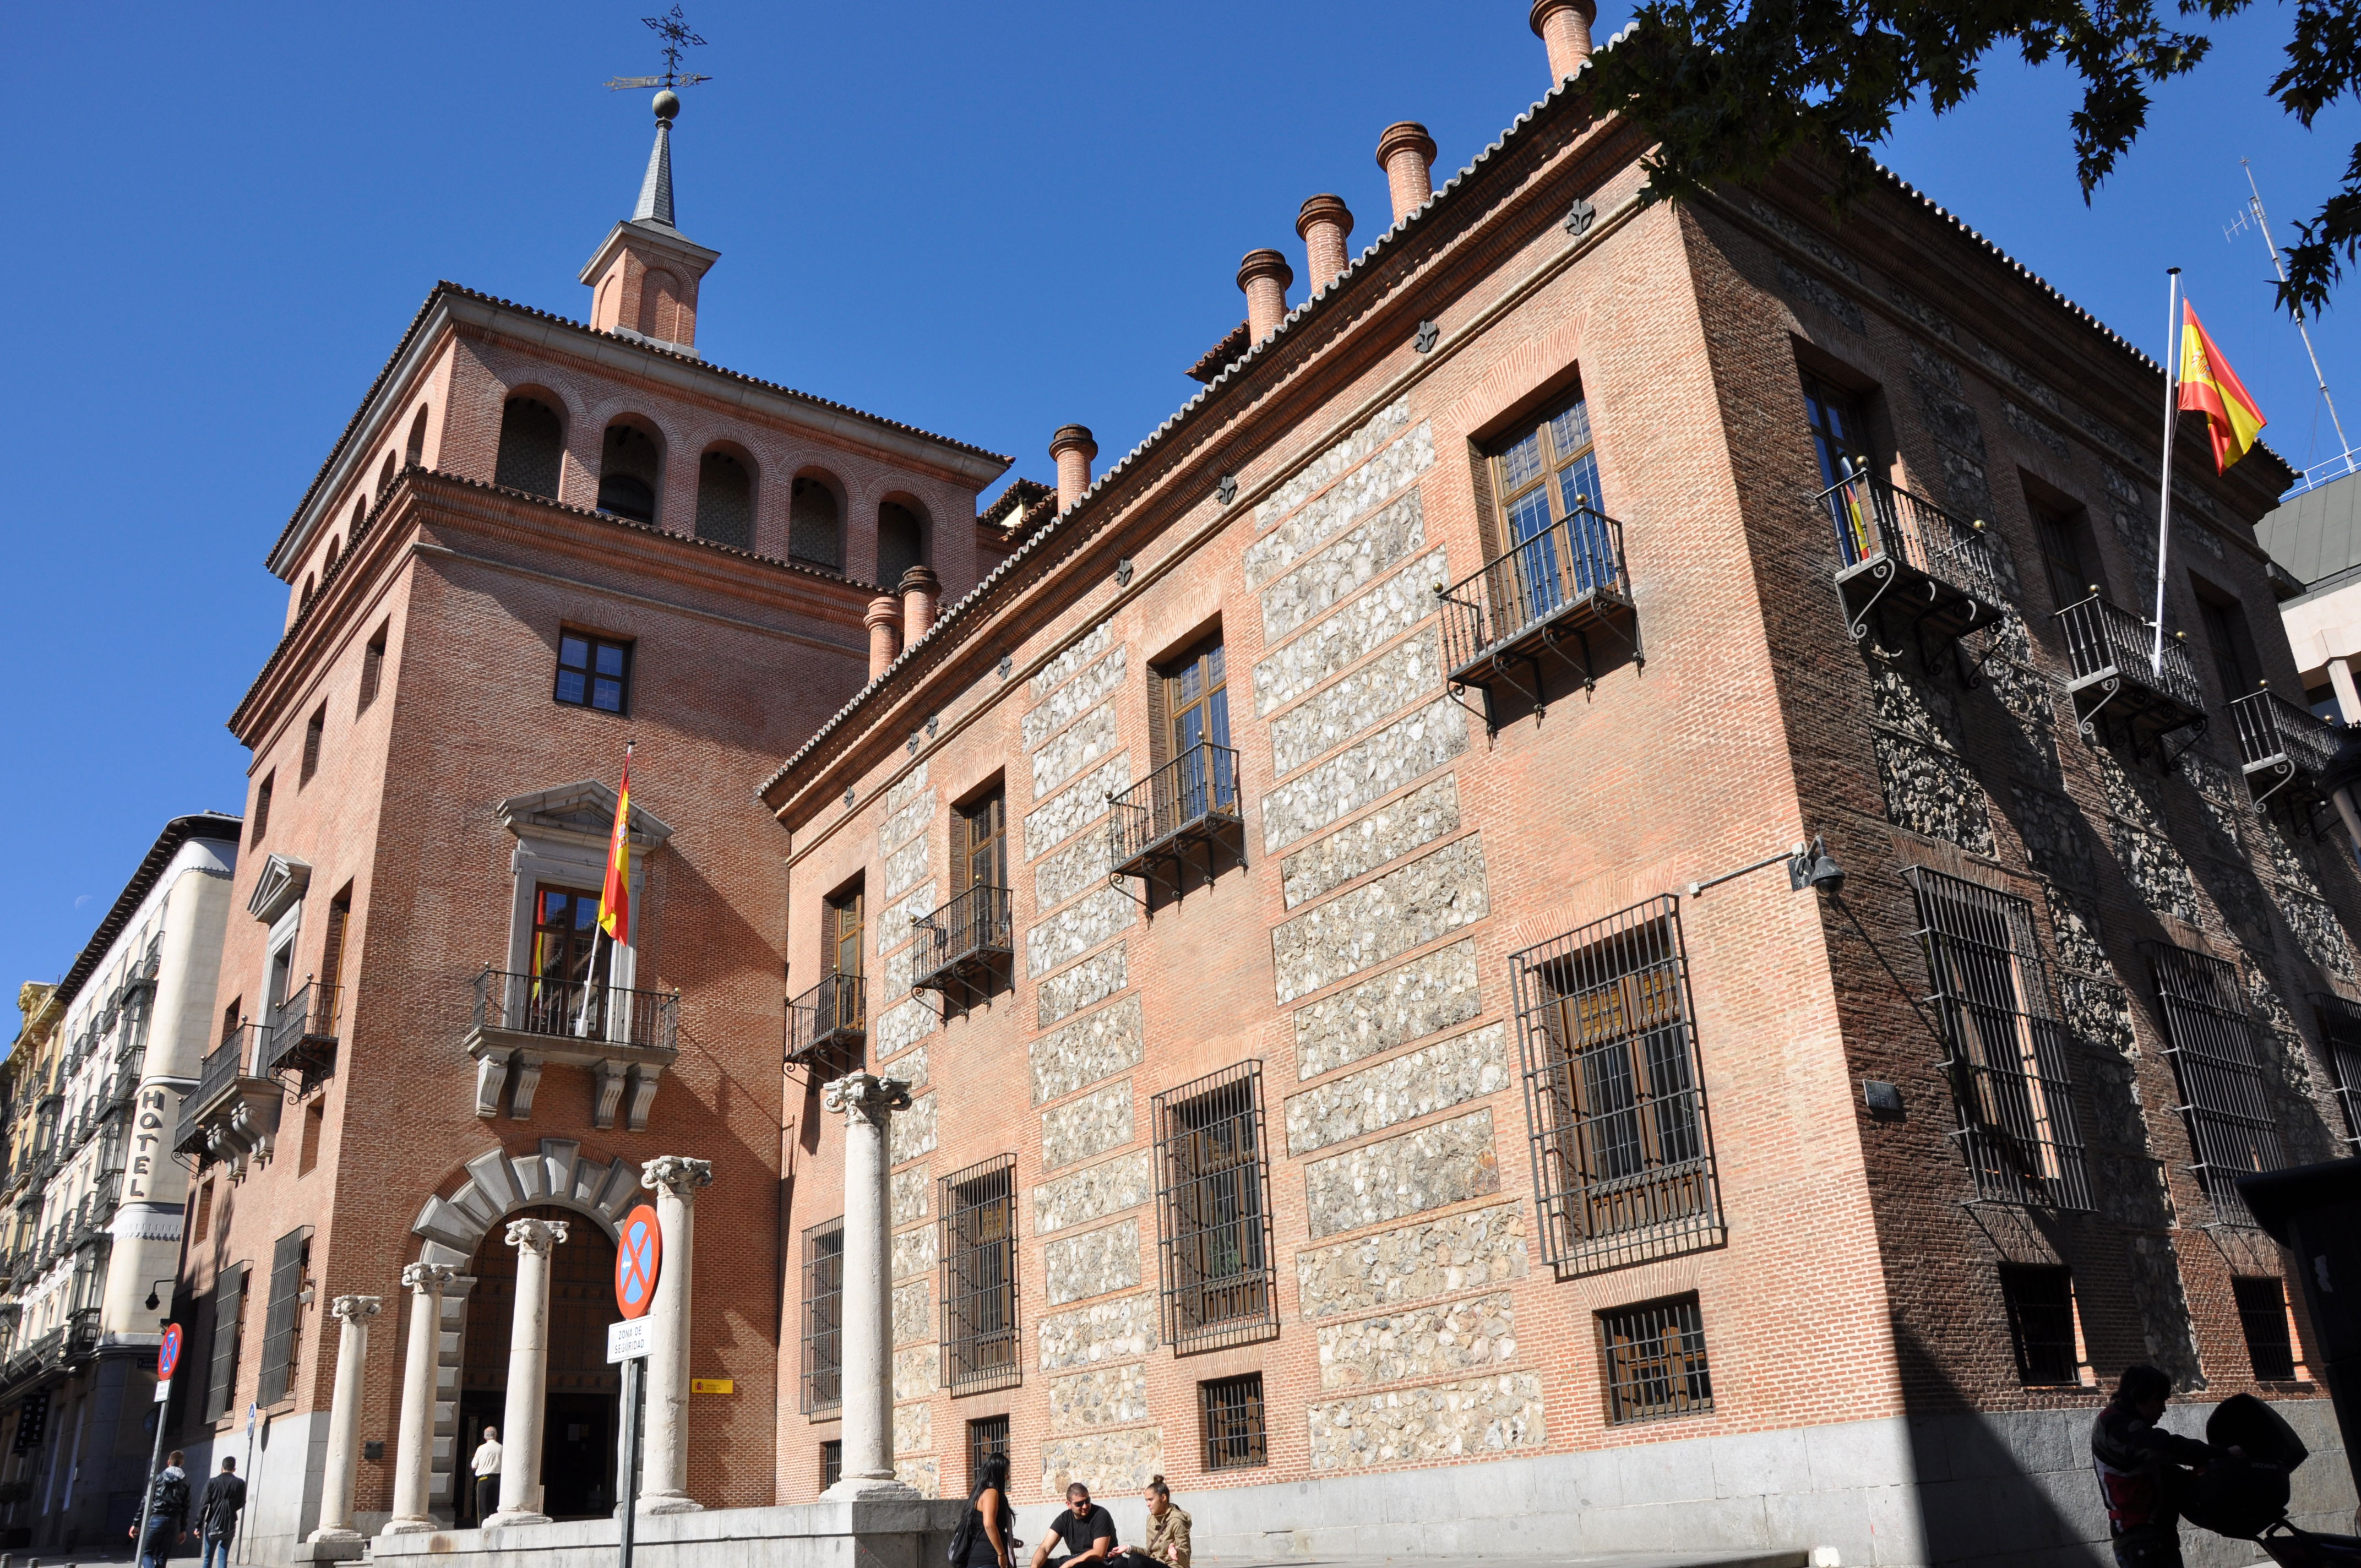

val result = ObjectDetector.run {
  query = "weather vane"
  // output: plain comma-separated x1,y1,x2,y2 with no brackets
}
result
605,6,711,93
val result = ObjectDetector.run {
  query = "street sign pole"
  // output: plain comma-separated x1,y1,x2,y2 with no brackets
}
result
133,1325,183,1568
611,1204,660,1568
618,1354,643,1568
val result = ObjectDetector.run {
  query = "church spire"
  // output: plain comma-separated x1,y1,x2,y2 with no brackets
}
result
633,91,680,230
581,86,719,357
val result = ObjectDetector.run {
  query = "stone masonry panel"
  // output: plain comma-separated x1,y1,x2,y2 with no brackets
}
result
1034,1147,1155,1237
883,834,931,900
1038,944,1128,1029
1272,836,1490,1004
1027,620,1113,704
1283,1022,1509,1156
875,995,936,1059
1243,421,1435,589
1047,1363,1152,1433
1282,775,1461,911
1318,1291,1517,1390
1253,550,1448,717
1259,490,1428,644
878,788,935,858
1041,1429,1165,1498
878,881,938,958
1294,1202,1530,1321
1024,648,1128,754
1255,398,1411,530
893,1344,937,1402
886,761,930,815
1045,1216,1142,1305
891,1091,939,1166
1025,755,1130,859
1294,939,1482,1079
1262,701,1470,854
1038,1291,1160,1370
1041,1080,1134,1169
1028,886,1136,979
1303,1108,1502,1238
1271,627,1444,778
893,1278,930,1346
1031,995,1146,1105
1032,703,1119,798
895,1402,931,1456
891,1166,930,1227
1306,1373,1544,1471
893,1224,938,1282
1034,826,1114,916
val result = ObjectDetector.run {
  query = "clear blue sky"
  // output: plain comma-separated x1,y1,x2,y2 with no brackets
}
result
3,2,2354,988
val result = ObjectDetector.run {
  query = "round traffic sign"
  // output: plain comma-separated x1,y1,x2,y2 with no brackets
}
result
616,1204,661,1320
157,1322,183,1382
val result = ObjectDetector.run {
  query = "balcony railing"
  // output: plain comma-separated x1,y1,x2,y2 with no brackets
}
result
173,1030,253,1157
1437,503,1638,706
2054,593,2207,748
912,886,1014,999
786,973,866,1080
472,968,678,1053
2231,689,2346,809
1108,744,1244,889
1820,468,2008,647
258,981,340,1082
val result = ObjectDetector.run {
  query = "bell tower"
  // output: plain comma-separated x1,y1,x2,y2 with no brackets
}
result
581,88,720,358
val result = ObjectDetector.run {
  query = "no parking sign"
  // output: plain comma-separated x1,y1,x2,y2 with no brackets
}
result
155,1323,182,1401
616,1203,661,1319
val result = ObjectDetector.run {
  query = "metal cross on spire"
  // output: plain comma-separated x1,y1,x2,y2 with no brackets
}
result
605,6,712,92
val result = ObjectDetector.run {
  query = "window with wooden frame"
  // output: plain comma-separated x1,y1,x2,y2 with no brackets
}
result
940,1156,1019,1391
254,1226,311,1406
249,774,273,846
1473,390,1617,623
531,885,603,989
1199,1373,1268,1470
358,622,388,712
1599,1294,1713,1424
951,788,1009,896
301,704,326,784
819,1440,842,1490
554,630,632,714
320,885,351,1038
1800,373,1871,491
2196,585,2261,705
824,886,864,980
1154,1063,1277,1351
2232,1276,2300,1381
203,1263,246,1423
966,1415,1009,1486
1998,1264,2082,1387
2031,504,2104,613
1151,633,1231,770
801,1219,845,1413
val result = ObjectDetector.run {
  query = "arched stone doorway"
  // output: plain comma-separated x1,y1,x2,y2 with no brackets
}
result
457,1207,622,1521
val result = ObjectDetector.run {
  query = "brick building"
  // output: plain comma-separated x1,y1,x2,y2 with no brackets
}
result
167,95,1011,1558
756,10,2361,1566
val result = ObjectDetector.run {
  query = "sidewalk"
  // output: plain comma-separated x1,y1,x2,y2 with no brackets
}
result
1199,1554,1814,1568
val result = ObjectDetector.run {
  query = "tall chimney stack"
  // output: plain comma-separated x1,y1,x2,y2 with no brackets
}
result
864,595,902,681
899,565,940,645
1237,249,1295,342
1375,123,1438,226
1296,196,1354,293
1530,0,1597,81
1050,425,1098,513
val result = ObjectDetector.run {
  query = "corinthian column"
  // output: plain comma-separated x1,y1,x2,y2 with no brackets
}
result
638,1156,712,1515
484,1218,567,1528
819,1073,915,1500
309,1294,384,1543
380,1263,456,1536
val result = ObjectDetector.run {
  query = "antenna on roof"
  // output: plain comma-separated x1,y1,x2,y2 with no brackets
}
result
2230,157,2355,497
604,6,712,92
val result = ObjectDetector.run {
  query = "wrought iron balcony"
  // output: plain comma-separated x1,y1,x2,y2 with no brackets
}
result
464,967,679,1130
173,1025,280,1169
912,886,1014,999
1820,469,2008,648
1437,503,1639,708
1108,744,1244,889
786,972,866,1081
2231,689,2346,809
2054,594,2206,749
258,981,340,1082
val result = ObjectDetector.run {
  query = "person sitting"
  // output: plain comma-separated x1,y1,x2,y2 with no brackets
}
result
2092,1363,2222,1568
1031,1482,1115,1568
1109,1476,1189,1568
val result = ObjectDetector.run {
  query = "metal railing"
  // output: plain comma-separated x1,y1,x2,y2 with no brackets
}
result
1820,468,2006,602
2146,942,2283,1227
1108,744,1242,869
2055,594,2206,711
786,973,865,1066
2231,689,2342,777
912,885,1014,988
472,967,678,1052
1437,503,1631,672
258,981,339,1079
175,1028,256,1156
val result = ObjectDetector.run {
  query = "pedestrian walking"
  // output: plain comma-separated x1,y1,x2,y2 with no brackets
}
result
1108,1476,1188,1568
196,1456,244,1568
132,1449,190,1568
470,1425,503,1525
1030,1483,1115,1568
2092,1364,2223,1568
953,1452,1016,1568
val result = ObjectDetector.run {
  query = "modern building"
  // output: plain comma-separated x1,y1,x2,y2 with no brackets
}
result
0,813,242,1550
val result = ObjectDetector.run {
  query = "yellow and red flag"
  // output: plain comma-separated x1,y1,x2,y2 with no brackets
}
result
2177,301,2266,472
598,747,632,945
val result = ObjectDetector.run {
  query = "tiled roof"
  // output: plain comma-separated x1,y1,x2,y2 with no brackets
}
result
980,477,1054,530
1185,322,1251,383
267,282,1013,573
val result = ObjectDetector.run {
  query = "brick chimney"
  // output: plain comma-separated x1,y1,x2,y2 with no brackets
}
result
1296,196,1355,293
899,565,941,644
1530,0,1598,81
1050,426,1098,513
581,90,721,357
1375,122,1438,226
865,595,902,680
1237,249,1295,342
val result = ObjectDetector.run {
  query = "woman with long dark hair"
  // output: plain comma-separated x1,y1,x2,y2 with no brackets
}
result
962,1452,1015,1568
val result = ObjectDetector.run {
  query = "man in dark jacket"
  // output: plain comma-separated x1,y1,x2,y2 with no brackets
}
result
2092,1364,2220,1567
197,1456,246,1568
134,1450,190,1568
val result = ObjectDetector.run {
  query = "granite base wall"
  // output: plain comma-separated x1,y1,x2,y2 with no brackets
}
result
367,1498,964,1568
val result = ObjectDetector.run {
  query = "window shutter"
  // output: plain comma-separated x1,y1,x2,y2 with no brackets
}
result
1146,668,1171,777
1467,439,1503,563
204,1265,246,1423
255,1228,310,1406
950,808,972,899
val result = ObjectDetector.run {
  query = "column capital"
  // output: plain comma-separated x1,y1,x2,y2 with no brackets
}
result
640,1155,714,1197
399,1262,457,1294
822,1072,912,1126
329,1295,383,1324
505,1217,569,1255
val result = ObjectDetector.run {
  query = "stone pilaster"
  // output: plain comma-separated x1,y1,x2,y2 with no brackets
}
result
380,1264,456,1536
638,1155,712,1515
819,1072,916,1500
309,1295,383,1544
484,1218,567,1528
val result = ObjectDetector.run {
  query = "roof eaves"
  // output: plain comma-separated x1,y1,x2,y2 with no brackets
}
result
53,814,244,1010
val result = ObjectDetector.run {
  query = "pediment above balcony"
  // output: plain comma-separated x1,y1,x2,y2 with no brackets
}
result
496,781,674,853
246,854,312,925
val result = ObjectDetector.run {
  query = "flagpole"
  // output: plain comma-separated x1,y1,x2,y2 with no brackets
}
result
2151,267,2183,676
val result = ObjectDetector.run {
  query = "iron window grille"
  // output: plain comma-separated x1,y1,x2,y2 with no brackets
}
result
1510,897,1723,1274
801,1219,845,1414
966,1415,1009,1485
202,1264,246,1423
254,1227,312,1407
1199,1373,1269,1470
820,1440,842,1490
940,1156,1020,1392
1998,1265,2081,1386
2232,1276,2299,1381
1152,1063,1279,1351
2143,941,2284,1227
2312,994,2361,1149
1905,868,2093,1211
1598,1294,1712,1424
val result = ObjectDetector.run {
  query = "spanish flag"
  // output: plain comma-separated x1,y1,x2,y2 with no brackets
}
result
2178,302,2266,472
598,745,632,946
